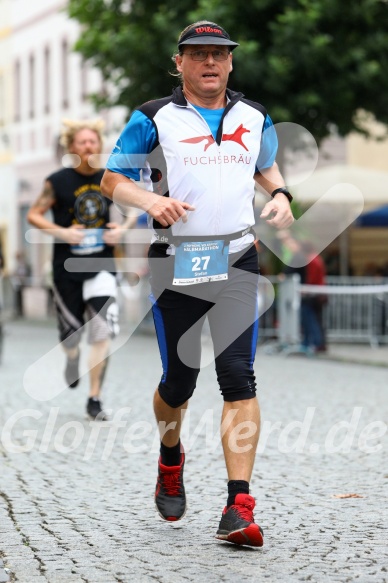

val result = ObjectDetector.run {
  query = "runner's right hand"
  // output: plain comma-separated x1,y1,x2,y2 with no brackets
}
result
147,198,195,227
59,224,86,245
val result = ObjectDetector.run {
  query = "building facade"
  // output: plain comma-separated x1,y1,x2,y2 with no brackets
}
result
0,0,125,279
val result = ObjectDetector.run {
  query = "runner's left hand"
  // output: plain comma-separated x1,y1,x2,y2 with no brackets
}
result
260,195,294,229
103,223,125,246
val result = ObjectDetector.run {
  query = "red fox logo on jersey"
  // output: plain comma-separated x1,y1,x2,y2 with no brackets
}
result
180,124,250,152
180,134,215,151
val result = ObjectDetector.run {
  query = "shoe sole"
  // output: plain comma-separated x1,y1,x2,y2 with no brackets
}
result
155,500,187,522
216,524,264,547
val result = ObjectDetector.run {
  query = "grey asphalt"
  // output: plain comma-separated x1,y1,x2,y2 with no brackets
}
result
0,318,387,583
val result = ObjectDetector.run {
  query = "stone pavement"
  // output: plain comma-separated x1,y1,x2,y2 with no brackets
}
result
0,318,387,583
322,343,388,368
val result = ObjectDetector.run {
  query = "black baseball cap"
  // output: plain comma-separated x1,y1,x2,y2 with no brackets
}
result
178,22,239,51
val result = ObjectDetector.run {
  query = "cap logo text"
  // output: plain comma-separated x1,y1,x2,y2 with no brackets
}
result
195,26,223,35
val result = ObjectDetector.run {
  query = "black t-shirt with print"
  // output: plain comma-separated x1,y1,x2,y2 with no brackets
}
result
47,167,116,282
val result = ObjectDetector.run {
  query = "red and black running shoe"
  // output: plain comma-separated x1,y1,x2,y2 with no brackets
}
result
155,453,186,521
216,493,264,547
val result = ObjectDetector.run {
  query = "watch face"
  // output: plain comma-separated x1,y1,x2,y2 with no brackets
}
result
74,190,107,226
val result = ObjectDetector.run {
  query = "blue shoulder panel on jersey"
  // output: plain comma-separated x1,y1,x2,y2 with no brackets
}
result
106,110,157,180
256,115,278,172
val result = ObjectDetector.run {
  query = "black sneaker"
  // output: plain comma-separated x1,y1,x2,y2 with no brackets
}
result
155,452,186,521
86,397,109,421
65,352,80,388
216,493,264,547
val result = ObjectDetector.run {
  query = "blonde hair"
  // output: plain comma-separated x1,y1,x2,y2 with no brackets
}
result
59,118,105,151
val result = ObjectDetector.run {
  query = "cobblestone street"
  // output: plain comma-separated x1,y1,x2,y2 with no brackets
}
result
0,319,387,582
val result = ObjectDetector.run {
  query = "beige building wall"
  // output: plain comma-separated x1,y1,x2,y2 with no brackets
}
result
347,120,388,172
346,120,388,275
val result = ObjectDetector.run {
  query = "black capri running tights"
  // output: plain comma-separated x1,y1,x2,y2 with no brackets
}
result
148,243,260,408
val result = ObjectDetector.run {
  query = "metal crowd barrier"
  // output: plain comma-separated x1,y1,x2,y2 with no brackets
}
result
315,276,388,347
258,275,388,347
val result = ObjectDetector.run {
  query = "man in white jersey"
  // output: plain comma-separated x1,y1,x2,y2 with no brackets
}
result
101,21,294,546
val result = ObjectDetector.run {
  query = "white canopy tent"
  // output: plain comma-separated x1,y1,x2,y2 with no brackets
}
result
289,164,388,208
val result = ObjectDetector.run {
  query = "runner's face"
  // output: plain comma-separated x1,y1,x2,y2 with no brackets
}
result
176,44,233,100
69,129,101,166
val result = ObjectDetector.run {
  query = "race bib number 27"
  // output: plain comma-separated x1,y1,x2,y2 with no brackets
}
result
173,240,229,286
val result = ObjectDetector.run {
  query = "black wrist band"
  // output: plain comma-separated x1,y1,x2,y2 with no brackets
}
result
271,187,293,203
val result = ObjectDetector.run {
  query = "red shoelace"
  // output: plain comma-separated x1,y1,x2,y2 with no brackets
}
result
230,501,254,522
161,472,181,496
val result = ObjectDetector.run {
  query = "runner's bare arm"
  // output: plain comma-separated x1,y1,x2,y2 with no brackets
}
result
254,163,294,229
29,180,56,215
254,162,285,194
27,181,85,244
101,169,195,227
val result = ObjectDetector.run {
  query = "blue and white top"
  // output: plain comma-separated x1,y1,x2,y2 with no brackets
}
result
107,86,278,253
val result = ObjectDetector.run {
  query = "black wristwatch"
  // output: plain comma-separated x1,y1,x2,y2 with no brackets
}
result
271,187,293,204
